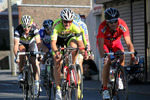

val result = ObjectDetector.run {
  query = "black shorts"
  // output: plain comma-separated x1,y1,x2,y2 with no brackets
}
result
56,34,76,47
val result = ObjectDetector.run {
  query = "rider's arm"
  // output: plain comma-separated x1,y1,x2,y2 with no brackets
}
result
35,34,42,51
51,28,58,54
98,38,105,58
14,38,19,57
51,40,58,54
124,36,135,58
81,22,91,50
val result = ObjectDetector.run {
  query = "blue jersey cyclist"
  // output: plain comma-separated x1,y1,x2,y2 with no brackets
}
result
39,19,54,71
39,19,53,50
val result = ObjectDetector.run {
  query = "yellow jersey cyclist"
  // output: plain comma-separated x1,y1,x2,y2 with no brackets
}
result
14,15,42,95
51,8,87,100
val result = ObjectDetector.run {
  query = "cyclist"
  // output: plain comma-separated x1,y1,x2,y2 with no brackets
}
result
39,19,54,73
96,8,137,99
51,8,87,100
14,15,42,95
74,14,92,98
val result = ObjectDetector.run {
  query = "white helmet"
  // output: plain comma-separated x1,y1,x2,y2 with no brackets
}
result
60,8,74,21
21,15,33,27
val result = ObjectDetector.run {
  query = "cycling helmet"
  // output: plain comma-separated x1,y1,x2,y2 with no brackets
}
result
60,8,74,21
43,19,54,29
74,14,81,22
21,15,33,27
104,8,120,22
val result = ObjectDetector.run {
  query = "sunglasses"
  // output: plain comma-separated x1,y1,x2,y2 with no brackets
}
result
45,28,52,31
22,25,31,28
108,20,118,24
63,20,73,24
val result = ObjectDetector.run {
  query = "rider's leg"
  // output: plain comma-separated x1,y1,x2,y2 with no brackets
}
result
53,55,62,87
18,45,26,81
102,58,111,90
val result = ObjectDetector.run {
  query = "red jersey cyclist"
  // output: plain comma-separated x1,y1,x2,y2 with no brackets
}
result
96,8,137,99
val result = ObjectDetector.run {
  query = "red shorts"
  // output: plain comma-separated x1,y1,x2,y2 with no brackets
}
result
103,41,124,53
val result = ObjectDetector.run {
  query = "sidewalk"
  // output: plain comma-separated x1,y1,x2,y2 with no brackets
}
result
0,70,150,95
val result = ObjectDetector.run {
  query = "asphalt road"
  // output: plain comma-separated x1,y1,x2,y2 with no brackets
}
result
1,70,150,100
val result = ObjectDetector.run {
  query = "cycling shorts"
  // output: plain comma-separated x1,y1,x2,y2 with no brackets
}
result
56,33,76,47
103,41,124,53
19,42,35,52
52,34,76,55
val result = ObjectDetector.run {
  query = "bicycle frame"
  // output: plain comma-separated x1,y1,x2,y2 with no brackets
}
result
58,46,87,100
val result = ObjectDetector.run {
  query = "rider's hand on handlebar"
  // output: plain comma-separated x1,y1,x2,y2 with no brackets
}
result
55,51,61,59
82,52,88,60
15,58,20,63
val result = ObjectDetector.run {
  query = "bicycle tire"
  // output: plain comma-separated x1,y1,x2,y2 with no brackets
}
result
76,64,83,100
45,64,52,100
62,64,78,100
50,64,56,100
70,64,78,100
22,66,29,100
28,64,35,100
114,65,128,100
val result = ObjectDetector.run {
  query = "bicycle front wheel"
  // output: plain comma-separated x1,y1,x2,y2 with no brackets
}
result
28,64,35,100
63,65,78,100
22,66,29,100
115,65,128,100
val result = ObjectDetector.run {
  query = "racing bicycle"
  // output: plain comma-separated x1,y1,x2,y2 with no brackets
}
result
57,46,87,100
101,51,134,100
15,51,44,100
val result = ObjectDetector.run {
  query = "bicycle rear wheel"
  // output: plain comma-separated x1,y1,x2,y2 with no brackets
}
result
76,64,83,100
114,65,128,100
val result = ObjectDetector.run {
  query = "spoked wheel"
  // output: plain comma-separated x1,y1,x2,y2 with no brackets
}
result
28,64,35,100
22,67,29,100
114,65,128,100
76,64,83,100
62,65,78,100
45,65,52,100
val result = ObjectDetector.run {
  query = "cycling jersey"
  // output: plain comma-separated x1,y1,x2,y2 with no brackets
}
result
39,27,51,50
97,18,129,46
14,23,39,44
51,18,82,41
96,18,129,52
78,21,91,50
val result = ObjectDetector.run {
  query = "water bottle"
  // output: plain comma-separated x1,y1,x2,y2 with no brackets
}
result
110,67,115,82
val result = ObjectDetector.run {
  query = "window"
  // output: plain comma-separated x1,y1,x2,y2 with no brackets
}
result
0,0,3,3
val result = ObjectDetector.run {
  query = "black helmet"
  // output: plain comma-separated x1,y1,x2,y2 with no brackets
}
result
104,8,120,22
43,19,54,29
